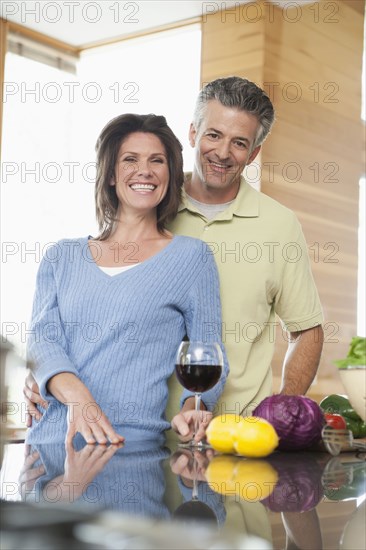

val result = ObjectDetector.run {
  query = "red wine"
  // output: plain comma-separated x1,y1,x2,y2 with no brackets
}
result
175,364,222,393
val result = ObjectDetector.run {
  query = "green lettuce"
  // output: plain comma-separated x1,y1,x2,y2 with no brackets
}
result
335,336,366,369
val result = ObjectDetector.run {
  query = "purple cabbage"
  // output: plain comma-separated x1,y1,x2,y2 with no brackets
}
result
260,453,324,512
253,395,325,451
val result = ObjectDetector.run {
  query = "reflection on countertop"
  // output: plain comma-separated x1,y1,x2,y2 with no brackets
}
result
1,437,365,550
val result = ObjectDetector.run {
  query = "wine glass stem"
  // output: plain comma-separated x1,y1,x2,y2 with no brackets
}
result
192,454,198,500
194,392,202,443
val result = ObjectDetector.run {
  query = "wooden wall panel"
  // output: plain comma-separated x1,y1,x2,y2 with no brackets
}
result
262,0,364,395
200,0,364,398
201,4,265,85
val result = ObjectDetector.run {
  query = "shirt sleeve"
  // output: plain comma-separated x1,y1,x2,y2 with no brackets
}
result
180,242,229,411
27,246,80,401
274,216,324,331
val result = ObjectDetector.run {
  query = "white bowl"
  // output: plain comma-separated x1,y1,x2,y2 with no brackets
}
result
338,366,366,421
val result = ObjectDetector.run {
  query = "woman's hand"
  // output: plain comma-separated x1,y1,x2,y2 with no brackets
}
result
63,440,122,491
171,409,213,443
48,373,124,445
19,441,122,503
66,397,124,445
170,448,213,483
44,440,122,502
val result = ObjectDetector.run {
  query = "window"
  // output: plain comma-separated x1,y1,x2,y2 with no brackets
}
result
1,25,201,424
77,25,201,171
358,18,366,337
1,23,201,354
358,177,365,337
1,52,87,357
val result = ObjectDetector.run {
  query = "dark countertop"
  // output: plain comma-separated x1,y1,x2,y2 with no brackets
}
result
1,437,365,550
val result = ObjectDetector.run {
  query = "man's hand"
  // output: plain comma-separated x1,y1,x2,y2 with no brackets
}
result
23,371,48,427
171,409,213,443
19,446,45,500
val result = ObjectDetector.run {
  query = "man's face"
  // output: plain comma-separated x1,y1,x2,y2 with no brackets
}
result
189,100,261,201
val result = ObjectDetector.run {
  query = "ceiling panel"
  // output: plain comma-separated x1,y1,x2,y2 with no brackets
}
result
2,0,321,47
2,1,245,46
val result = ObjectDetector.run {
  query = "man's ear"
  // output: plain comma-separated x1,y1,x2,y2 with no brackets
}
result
248,145,261,164
188,123,197,148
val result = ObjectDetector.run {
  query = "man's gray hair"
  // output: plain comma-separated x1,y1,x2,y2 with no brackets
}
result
193,76,275,149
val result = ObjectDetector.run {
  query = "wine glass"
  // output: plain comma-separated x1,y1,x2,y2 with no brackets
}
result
175,341,223,448
173,449,217,526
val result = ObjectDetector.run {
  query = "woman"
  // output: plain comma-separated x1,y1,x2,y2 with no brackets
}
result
26,114,228,445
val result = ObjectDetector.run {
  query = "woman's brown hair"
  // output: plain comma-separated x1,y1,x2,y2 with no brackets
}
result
95,113,184,239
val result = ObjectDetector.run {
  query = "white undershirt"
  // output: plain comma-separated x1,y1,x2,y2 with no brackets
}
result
99,195,231,276
98,264,138,276
186,194,234,220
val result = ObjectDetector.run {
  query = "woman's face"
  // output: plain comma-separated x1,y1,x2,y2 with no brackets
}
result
112,132,170,215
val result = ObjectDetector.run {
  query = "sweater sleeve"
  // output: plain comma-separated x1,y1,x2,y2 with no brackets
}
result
180,242,229,411
27,247,80,401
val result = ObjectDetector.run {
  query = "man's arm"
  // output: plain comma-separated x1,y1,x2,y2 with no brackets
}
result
280,325,324,395
282,509,322,550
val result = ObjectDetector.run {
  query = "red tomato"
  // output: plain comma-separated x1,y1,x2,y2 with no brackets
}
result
324,413,347,430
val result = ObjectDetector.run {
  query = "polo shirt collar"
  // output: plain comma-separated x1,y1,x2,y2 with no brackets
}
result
178,174,260,219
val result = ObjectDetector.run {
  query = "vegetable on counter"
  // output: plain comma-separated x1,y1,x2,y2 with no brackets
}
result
260,453,324,512
324,413,347,431
334,336,366,369
319,394,360,420
319,394,366,439
205,414,279,457
323,462,366,501
252,395,325,451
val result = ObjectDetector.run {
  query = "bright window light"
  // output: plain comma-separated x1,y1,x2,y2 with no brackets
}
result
358,177,365,337
77,25,201,171
358,17,366,337
1,24,201,361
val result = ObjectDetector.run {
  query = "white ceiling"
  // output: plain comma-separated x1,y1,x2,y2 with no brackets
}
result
4,1,246,46
3,0,318,48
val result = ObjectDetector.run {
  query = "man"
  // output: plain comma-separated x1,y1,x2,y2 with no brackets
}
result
24,77,323,438
169,76,323,435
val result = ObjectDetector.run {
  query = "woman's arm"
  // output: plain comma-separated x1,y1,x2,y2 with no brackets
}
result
28,245,123,444
183,244,229,409
27,247,81,400
171,243,229,441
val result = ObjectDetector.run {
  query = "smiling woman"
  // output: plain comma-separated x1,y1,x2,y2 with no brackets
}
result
114,133,170,222
89,114,182,266
94,114,183,241
24,112,229,447
1,25,201,430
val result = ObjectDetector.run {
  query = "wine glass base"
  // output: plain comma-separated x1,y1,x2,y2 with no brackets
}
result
178,440,212,450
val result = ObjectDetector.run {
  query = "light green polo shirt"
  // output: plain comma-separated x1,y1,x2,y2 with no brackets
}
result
166,175,323,419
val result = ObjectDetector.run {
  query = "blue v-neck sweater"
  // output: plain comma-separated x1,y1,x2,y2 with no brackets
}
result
27,235,228,443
